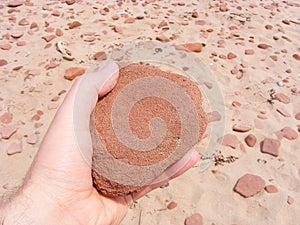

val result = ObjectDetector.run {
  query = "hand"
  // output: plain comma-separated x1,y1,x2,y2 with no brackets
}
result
0,63,199,225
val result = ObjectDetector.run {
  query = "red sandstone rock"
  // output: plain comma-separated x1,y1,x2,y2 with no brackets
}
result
227,52,237,59
287,196,294,204
7,142,22,155
55,28,63,36
7,1,23,7
0,44,12,50
11,31,24,38
258,43,271,49
0,125,17,139
265,24,273,30
245,134,257,147
64,67,85,80
18,18,29,26
167,201,177,210
93,51,107,60
261,138,280,157
113,26,123,34
66,0,75,5
0,112,13,124
220,134,239,149
234,173,265,198
184,213,203,225
175,43,203,53
276,107,291,117
295,112,300,120
281,127,298,140
265,185,278,193
275,93,290,104
245,49,254,55
26,134,38,144
233,125,251,132
30,22,38,29
292,54,300,61
124,17,135,24
69,21,81,29
42,35,56,42
156,35,170,42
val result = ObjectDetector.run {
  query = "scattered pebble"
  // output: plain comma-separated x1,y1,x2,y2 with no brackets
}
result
295,112,300,120
42,35,56,42
0,125,18,139
6,142,22,155
275,93,290,104
26,134,38,144
219,134,239,149
69,21,82,29
7,1,23,7
66,0,75,5
276,81,284,87
292,54,300,61
0,112,13,124
167,201,177,210
48,102,59,110
281,127,298,140
11,31,24,39
175,43,203,53
265,185,278,193
0,44,12,50
233,125,251,132
276,107,291,117
234,173,265,198
0,59,8,67
93,51,107,60
258,43,271,49
64,67,86,81
184,213,203,225
227,52,237,59
287,196,294,205
156,35,170,42
261,138,280,157
245,49,255,55
124,17,135,24
245,134,257,147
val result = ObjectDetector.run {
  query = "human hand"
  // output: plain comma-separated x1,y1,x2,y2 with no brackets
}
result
0,63,199,225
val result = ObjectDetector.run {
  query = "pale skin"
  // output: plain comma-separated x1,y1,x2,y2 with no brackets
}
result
0,63,199,225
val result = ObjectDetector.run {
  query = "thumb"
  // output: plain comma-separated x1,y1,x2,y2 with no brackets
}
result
35,62,119,170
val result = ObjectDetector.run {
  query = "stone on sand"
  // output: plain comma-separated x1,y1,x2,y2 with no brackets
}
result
7,142,22,155
261,138,280,157
245,134,257,147
184,213,203,225
0,125,17,139
265,185,278,193
281,127,298,140
234,173,265,198
220,134,239,149
64,67,85,80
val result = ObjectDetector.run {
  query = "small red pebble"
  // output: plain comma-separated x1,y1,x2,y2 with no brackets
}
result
175,43,203,53
245,134,257,147
295,112,300,120
184,213,203,225
258,43,271,49
156,35,170,42
26,134,38,144
55,28,63,36
227,52,237,59
93,51,107,60
11,31,24,38
42,35,56,42
275,93,290,104
30,22,38,29
0,112,13,124
292,54,300,61
64,67,86,81
124,17,135,24
0,59,8,67
265,185,278,193
261,138,280,157
7,142,22,155
69,21,81,29
66,0,75,5
233,125,251,133
0,44,12,50
192,11,198,18
219,134,239,149
167,201,177,210
245,49,254,55
281,127,298,140
265,24,273,30
234,173,265,198
287,196,294,205
18,18,29,26
0,125,18,139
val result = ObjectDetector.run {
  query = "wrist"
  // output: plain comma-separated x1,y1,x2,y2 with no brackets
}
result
0,186,64,225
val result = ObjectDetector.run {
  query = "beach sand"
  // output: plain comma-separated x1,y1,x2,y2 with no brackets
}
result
0,0,299,224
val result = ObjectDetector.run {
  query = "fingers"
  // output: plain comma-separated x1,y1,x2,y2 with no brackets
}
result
131,149,199,200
